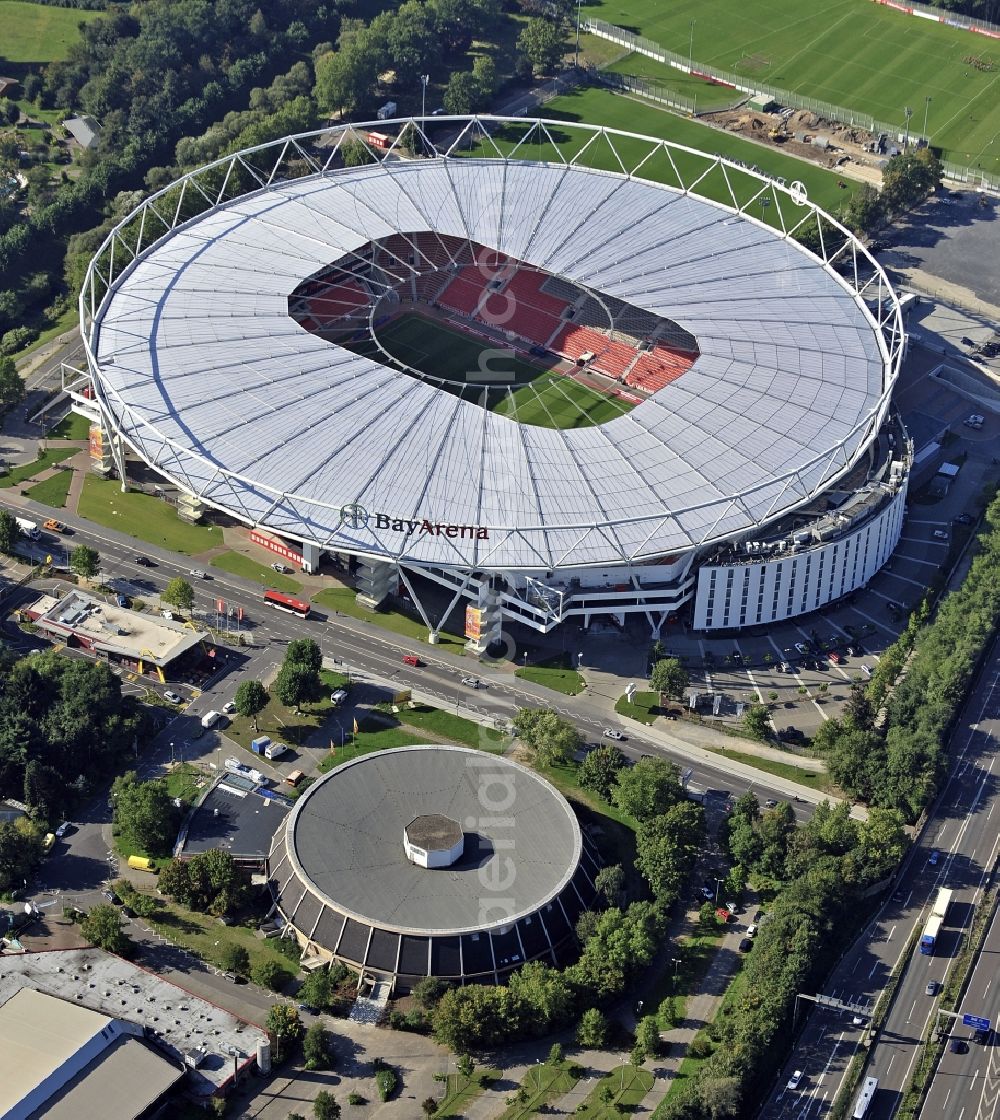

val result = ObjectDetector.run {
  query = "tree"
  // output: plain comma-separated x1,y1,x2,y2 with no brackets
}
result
594,863,625,907
234,679,268,731
421,1097,438,1117
313,1090,341,1120
157,857,194,906
0,819,43,893
443,70,480,115
432,984,521,1051
285,638,322,673
881,148,942,215
252,957,284,990
611,756,683,823
636,1014,661,1058
340,137,376,167
635,802,705,900
456,1053,474,1078
630,1041,647,1068
579,744,627,801
517,18,566,73
162,577,195,614
699,901,719,930
385,0,437,84
111,771,175,856
273,660,323,714
511,707,579,766
0,510,20,555
265,1003,303,1061
472,55,496,100
219,943,250,976
70,544,100,579
299,967,334,1011
577,1006,608,1047
23,758,63,821
742,703,771,741
81,903,129,954
411,975,450,1009
0,355,24,413
314,48,378,116
650,657,688,701
844,184,885,235
303,1022,332,1070
548,1041,563,1064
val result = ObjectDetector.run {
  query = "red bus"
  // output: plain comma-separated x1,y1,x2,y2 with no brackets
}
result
263,589,311,618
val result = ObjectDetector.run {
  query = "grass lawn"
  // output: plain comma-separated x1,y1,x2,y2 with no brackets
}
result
581,0,1000,173
496,1062,579,1119
312,585,467,650
434,1069,502,1117
225,668,351,752
212,550,303,594
575,1065,654,1117
641,925,726,1025
473,87,855,217
515,656,586,695
0,447,77,487
78,474,221,554
384,703,508,752
47,412,92,440
316,725,428,772
706,746,834,793
140,897,299,989
615,690,660,725
605,52,740,113
24,468,73,508
368,313,633,429
162,762,208,806
0,1,102,62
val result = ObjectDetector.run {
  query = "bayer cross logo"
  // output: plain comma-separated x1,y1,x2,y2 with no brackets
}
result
339,503,369,530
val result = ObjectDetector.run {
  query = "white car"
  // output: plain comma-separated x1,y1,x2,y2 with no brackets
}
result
787,1070,804,1091
461,676,480,688
603,728,626,741
189,568,208,579
54,821,72,839
271,562,292,574
745,923,758,938
932,529,949,541
164,691,182,704
222,701,236,714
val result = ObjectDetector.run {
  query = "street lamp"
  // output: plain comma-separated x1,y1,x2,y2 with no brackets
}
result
671,956,682,981
688,19,696,72
903,105,913,149
420,74,429,121
714,876,725,903
922,96,932,142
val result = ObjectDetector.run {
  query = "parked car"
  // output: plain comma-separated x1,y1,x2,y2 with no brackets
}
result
115,593,130,608
602,728,626,741
738,937,753,952
55,821,72,839
329,689,349,707
787,1070,804,1091
954,513,974,525
222,701,236,714
164,691,182,704
271,562,292,574
745,923,758,938
851,1014,867,1027
828,651,841,665
932,529,949,541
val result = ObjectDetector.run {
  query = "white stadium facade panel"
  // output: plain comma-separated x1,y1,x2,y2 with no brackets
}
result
80,117,909,639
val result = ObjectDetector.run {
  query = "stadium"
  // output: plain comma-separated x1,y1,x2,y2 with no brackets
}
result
266,745,600,988
78,116,910,642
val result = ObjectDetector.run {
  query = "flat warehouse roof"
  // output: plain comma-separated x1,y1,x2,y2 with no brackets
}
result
90,123,896,571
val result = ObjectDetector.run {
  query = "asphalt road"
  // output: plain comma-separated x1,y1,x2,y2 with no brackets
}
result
758,641,1000,1120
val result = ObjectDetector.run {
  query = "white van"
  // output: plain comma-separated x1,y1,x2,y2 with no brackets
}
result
264,741,287,761
201,710,221,730
329,689,349,707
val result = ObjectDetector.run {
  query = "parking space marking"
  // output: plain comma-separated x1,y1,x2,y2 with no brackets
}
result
884,572,930,589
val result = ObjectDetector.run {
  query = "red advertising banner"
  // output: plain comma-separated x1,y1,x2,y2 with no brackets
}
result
249,530,303,565
215,598,225,613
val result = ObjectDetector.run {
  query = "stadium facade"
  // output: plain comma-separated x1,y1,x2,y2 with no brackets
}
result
78,117,909,644
267,746,599,987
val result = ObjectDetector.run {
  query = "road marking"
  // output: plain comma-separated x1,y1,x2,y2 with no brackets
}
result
869,959,880,978
887,924,896,941
906,999,916,1024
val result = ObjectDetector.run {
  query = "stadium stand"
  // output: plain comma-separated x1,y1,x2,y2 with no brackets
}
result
552,323,637,379
439,266,492,315
478,269,570,345
625,344,695,392
302,280,370,326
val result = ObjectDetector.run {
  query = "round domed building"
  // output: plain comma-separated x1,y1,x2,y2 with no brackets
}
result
267,745,599,989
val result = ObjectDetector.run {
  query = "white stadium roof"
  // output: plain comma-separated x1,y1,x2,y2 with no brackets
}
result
90,122,894,572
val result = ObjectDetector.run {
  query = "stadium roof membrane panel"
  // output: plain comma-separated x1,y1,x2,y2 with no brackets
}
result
93,152,891,570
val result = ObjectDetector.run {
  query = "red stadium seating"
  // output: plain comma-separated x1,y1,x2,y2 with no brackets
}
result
305,281,369,325
624,344,695,393
439,267,492,315
552,324,636,379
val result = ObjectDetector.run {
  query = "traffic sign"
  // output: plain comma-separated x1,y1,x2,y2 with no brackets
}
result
962,1014,992,1031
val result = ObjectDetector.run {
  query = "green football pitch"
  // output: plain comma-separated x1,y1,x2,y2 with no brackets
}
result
367,313,634,429
582,0,1000,173
0,1,102,64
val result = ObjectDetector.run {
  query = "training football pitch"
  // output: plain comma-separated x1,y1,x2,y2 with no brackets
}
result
0,1,102,63
369,313,634,429
582,0,1000,173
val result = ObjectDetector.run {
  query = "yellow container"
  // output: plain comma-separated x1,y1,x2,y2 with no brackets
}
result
127,854,157,872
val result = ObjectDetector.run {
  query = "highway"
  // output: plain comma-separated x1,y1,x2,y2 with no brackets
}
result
758,639,1000,1120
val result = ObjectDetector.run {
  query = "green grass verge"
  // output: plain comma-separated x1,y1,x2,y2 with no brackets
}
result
575,1065,655,1118
24,468,73,508
370,313,633,429
162,762,208,806
47,412,92,440
0,447,77,487
474,87,856,217
581,0,1000,173
77,475,221,554
705,746,834,793
615,690,660,724
434,1069,502,1118
496,1062,580,1119
515,657,586,695
0,1,102,62
386,703,508,751
316,725,429,772
312,585,467,650
212,550,303,594
604,53,740,113
641,925,726,1026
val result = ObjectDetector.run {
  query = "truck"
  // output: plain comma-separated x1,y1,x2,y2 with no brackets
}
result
920,887,953,955
250,736,272,756
200,710,221,730
127,855,157,873
15,517,40,541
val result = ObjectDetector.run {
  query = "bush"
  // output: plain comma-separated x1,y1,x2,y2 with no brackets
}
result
375,1067,398,1101
347,1092,365,1105
689,1035,713,1059
251,957,285,991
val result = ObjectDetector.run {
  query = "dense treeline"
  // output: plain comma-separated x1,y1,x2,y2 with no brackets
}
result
0,647,143,821
430,748,704,1052
654,796,907,1118
813,487,1000,820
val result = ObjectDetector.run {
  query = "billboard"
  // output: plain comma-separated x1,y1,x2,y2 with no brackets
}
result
89,425,103,459
465,606,482,640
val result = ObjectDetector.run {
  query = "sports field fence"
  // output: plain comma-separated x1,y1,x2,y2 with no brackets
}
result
871,0,1000,40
